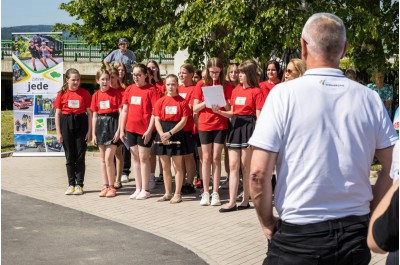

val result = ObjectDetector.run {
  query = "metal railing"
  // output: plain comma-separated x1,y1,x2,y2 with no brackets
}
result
1,40,174,63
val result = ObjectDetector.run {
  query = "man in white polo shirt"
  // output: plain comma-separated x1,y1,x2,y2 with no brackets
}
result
249,13,398,265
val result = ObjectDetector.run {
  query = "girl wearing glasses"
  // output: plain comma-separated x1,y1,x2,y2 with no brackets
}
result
119,64,160,200
193,57,233,206
212,59,264,212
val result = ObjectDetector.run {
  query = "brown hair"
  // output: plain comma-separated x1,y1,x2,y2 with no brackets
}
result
225,63,239,84
109,68,122,88
238,60,259,88
133,64,149,83
165,74,179,95
96,69,110,81
113,62,127,87
147,60,162,81
205,57,224,86
180,63,195,74
59,68,80,94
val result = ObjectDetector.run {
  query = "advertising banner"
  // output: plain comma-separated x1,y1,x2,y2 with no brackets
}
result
12,32,64,156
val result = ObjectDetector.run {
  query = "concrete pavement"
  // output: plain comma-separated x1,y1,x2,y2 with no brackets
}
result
1,155,388,265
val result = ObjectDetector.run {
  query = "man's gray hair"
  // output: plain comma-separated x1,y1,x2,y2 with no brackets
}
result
301,13,346,61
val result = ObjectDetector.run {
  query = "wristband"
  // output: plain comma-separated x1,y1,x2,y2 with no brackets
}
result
168,131,173,136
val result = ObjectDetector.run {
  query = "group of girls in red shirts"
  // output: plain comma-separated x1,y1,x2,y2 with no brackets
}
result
55,58,282,210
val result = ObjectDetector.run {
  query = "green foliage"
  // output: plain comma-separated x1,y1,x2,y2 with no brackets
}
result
55,0,398,70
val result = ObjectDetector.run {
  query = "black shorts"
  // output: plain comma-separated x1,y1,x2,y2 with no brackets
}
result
126,131,155,148
193,133,201,148
152,121,188,156
198,129,227,145
184,131,195,154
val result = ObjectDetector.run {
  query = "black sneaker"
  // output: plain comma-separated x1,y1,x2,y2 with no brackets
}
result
181,184,188,194
185,184,196,194
156,175,164,183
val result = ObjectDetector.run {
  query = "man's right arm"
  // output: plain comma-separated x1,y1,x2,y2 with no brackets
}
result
250,147,278,240
103,51,114,71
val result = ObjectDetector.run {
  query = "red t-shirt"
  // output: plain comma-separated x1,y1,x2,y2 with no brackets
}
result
231,85,264,116
113,85,125,97
155,80,165,96
178,84,195,132
154,95,190,122
90,88,122,114
122,83,159,135
259,80,279,100
193,80,230,131
54,88,91,114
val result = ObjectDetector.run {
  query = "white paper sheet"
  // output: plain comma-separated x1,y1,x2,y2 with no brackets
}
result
201,85,226,108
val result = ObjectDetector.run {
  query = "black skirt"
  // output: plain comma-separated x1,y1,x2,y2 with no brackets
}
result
226,115,255,149
153,121,188,156
95,112,120,145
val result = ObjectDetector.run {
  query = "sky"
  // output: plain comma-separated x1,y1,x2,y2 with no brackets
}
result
1,0,78,28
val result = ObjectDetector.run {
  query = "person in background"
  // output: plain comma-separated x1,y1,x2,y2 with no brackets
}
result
153,74,190,203
113,62,131,184
109,68,126,189
368,72,394,118
214,59,263,212
178,63,197,194
259,60,281,100
193,57,233,206
220,63,240,190
249,13,398,264
91,69,122,198
104,38,136,85
119,64,159,200
345,68,357,81
193,69,203,84
55,68,92,195
283,58,306,82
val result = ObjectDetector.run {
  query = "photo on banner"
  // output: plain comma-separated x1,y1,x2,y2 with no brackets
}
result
11,32,64,156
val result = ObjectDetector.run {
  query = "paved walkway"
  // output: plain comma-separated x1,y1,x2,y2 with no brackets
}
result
2,155,388,265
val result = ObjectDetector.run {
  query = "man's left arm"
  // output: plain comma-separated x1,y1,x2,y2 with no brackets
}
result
371,146,395,212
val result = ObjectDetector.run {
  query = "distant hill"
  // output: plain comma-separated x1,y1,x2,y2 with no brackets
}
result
1,25,77,40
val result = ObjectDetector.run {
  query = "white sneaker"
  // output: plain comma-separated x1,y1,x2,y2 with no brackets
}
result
136,190,151,200
129,189,141,199
211,192,221,206
149,178,156,191
121,175,129,183
65,185,75,195
200,192,210,206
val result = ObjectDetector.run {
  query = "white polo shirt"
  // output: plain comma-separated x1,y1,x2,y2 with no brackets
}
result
249,68,398,225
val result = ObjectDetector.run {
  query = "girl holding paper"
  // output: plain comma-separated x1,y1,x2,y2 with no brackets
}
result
212,59,264,212
91,69,122,198
153,74,191,203
119,64,160,200
193,57,233,206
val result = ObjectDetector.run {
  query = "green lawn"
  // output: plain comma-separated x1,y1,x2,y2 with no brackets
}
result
1,110,14,152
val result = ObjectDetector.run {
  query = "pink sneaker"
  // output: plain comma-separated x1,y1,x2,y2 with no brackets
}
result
136,190,150,200
106,187,116,197
99,186,109,197
129,189,141,200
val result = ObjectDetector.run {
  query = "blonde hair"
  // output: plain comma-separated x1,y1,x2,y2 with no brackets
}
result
226,63,239,85
113,62,127,88
60,68,80,94
290,58,306,76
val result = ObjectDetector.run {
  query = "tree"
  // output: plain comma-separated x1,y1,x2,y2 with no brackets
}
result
55,0,398,71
